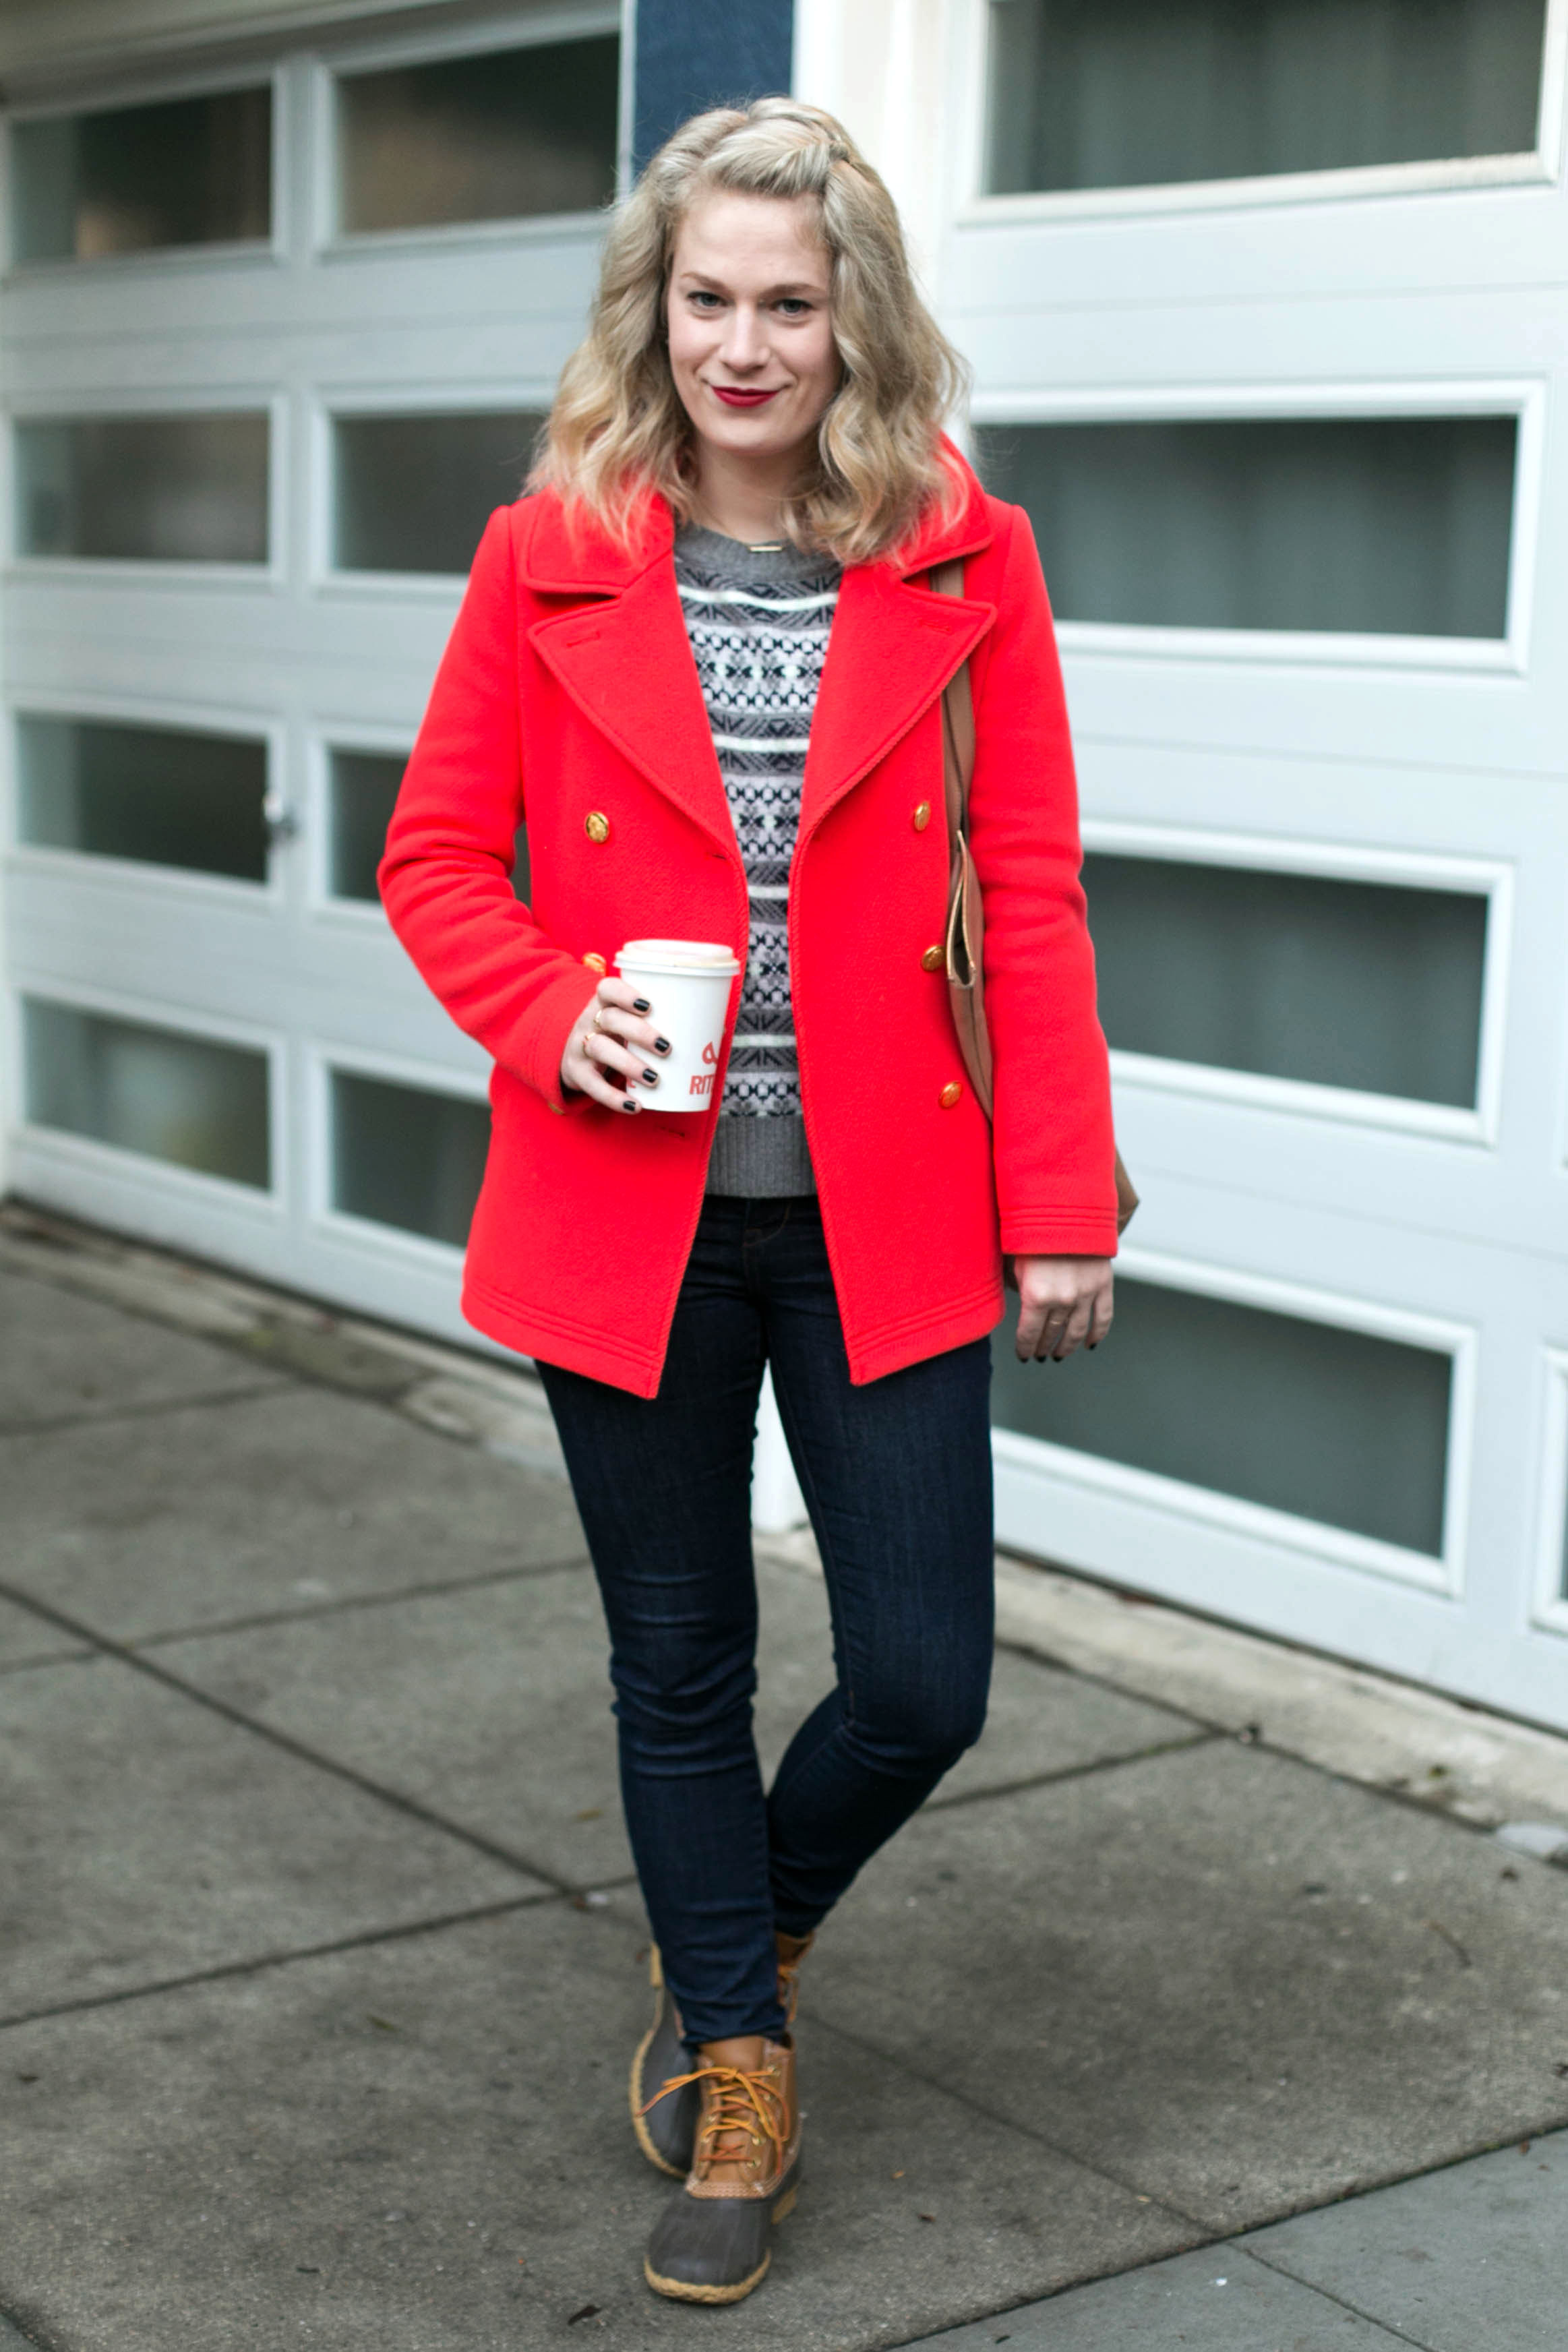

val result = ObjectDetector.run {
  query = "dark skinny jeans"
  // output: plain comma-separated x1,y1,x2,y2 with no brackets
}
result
537,1192,994,2049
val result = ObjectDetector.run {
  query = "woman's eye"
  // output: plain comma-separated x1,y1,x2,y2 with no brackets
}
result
777,299,811,317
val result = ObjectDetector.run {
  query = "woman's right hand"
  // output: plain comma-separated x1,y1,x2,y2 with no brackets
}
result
560,976,672,1112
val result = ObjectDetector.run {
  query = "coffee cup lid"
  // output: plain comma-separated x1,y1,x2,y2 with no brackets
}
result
616,938,741,975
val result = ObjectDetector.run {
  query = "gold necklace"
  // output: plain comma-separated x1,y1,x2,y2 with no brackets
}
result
690,497,785,553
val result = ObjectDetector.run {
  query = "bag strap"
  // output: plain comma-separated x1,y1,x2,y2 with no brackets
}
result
929,558,974,844
931,554,1141,1236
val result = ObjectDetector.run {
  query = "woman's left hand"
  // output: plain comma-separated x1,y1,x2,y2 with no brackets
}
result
1013,1256,1114,1362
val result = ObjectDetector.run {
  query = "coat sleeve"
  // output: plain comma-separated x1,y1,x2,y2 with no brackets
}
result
378,504,593,1112
968,504,1120,1257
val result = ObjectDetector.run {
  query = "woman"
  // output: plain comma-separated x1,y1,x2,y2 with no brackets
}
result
380,97,1117,2306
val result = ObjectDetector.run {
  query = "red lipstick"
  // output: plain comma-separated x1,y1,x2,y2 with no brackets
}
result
711,386,781,407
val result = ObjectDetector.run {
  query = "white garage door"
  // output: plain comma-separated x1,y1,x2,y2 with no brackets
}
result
1,3,619,1346
934,0,1568,1726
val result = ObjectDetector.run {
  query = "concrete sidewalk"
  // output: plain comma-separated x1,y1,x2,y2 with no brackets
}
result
2,1202,1566,2350
909,2129,1567,2349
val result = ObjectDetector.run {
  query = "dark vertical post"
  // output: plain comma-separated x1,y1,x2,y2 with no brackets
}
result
632,0,795,175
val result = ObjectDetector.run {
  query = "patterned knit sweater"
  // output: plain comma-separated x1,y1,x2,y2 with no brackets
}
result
673,522,842,1198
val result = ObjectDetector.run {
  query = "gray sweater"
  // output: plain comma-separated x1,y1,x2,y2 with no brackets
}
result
673,522,842,1199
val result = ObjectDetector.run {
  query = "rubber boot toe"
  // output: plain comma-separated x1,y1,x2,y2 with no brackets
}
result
643,2161,800,2305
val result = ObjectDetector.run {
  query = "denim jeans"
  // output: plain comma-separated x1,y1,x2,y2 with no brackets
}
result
537,1192,995,2049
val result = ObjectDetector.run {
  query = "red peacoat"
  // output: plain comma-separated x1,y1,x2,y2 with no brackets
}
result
379,446,1118,1397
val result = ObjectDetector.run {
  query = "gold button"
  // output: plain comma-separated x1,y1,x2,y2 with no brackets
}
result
584,810,610,844
913,801,932,832
939,1081,963,1108
582,951,607,975
920,944,945,973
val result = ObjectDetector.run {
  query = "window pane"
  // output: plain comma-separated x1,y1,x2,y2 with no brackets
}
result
1086,856,1486,1106
994,1277,1451,1555
332,412,541,574
330,750,404,901
337,36,619,233
10,87,272,262
16,415,269,564
976,417,1515,637
24,999,270,1187
328,747,529,903
18,715,268,882
986,0,1544,195
331,1070,488,1245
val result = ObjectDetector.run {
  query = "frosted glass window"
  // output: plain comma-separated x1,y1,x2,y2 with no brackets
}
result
10,86,271,262
331,1071,488,1246
332,412,542,574
986,0,1545,195
994,1277,1451,1555
336,36,619,233
24,1000,270,1188
330,751,405,901
976,417,1515,638
1085,855,1486,1107
328,747,529,904
18,715,268,882
16,415,269,564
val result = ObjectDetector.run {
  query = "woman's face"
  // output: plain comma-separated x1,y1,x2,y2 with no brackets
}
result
665,191,839,472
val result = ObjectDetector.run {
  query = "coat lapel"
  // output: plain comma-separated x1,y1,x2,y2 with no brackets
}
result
529,557,733,849
800,556,993,842
520,446,998,851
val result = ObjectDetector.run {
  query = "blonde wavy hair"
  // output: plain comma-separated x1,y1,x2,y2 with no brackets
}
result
528,98,971,566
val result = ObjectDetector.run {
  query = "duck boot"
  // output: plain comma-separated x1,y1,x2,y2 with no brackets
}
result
632,1932,815,2177
643,2034,801,2304
629,1946,697,2179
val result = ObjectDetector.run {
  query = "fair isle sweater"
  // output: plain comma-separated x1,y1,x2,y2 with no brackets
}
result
673,522,842,1199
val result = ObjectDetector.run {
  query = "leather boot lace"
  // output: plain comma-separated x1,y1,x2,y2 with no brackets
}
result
642,2061,788,2177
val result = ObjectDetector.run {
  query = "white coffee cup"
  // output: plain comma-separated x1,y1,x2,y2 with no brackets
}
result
615,939,741,1113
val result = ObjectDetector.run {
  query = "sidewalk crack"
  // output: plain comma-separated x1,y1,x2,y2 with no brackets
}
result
0,2287,69,2352
0,1577,584,1899
802,2006,1211,2236
0,1892,548,2032
1239,2245,1442,2349
0,1379,283,1442
0,1875,644,2034
922,1730,1221,1814
128,1549,593,1650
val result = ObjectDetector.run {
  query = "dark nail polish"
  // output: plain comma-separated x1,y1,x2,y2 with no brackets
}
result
655,1037,671,1054
622,1098,639,1112
642,1067,658,1085
632,998,651,1013
1087,1340,1098,1351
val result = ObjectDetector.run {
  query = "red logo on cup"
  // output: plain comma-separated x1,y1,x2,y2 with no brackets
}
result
702,1041,719,1065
